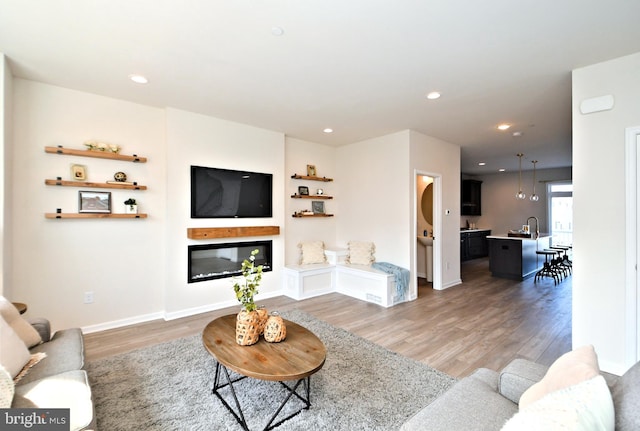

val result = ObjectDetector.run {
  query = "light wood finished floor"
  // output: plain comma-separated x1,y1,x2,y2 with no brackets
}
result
84,258,571,379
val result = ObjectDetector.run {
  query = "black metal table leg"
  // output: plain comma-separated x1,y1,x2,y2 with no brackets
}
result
211,361,314,431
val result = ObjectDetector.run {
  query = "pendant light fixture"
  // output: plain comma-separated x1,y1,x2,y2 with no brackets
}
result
530,160,539,202
516,153,526,199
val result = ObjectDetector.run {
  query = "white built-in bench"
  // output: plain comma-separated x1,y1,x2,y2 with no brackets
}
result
282,249,405,308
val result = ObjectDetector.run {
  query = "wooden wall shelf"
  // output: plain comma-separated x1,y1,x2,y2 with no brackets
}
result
45,179,147,190
45,146,147,163
290,194,332,200
290,174,333,182
187,226,280,239
45,213,148,219
292,213,334,218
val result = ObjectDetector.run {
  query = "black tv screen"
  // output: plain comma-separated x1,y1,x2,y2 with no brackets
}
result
191,165,273,218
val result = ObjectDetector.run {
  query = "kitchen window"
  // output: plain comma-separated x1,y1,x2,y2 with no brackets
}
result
547,182,573,245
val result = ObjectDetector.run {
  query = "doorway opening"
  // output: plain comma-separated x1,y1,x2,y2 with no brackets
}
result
415,172,442,293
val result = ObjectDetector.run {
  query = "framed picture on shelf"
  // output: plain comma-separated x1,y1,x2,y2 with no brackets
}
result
312,201,325,214
307,164,316,177
298,186,309,196
78,191,111,213
71,164,87,181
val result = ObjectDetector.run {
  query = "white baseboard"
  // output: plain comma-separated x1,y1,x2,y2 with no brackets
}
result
80,291,286,333
81,312,165,334
436,278,462,290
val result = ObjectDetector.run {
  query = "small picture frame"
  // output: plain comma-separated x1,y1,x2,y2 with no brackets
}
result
312,201,325,214
71,164,87,181
307,164,317,177
298,186,309,196
79,191,111,213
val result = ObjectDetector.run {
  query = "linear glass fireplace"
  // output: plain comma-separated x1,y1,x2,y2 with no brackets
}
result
188,240,272,283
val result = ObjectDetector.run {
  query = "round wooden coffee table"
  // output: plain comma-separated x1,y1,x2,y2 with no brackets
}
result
202,314,326,430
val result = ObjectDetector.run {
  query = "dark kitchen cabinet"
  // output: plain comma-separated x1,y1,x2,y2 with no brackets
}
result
461,229,491,261
461,179,482,216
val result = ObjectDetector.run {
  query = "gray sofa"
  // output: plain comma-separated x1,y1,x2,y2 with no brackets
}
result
12,318,95,431
402,356,640,430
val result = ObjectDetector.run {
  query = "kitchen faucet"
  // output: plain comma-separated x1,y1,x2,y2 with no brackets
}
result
527,216,539,239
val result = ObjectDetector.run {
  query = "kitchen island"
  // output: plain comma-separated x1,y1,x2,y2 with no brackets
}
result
486,234,552,280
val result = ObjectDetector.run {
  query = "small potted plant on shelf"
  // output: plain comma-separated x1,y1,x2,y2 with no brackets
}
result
233,249,266,345
124,198,137,214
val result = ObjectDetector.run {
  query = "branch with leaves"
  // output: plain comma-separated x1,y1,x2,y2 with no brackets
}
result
233,249,263,312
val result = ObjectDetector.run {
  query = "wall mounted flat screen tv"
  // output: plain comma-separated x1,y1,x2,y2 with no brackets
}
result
191,165,273,218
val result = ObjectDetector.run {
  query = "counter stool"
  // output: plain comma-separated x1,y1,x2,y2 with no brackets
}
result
545,249,569,280
550,245,572,274
535,250,561,285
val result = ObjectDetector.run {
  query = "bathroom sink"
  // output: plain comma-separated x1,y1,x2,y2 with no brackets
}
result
417,236,433,246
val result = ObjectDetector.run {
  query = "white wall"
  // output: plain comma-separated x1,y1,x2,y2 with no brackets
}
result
284,137,336,264
410,130,462,291
11,79,167,330
336,131,411,266
164,108,285,318
572,52,640,374
0,54,11,298
476,167,572,236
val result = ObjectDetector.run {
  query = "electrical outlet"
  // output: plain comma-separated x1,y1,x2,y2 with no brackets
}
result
84,291,94,304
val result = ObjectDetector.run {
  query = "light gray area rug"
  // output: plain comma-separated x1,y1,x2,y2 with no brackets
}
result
87,309,455,430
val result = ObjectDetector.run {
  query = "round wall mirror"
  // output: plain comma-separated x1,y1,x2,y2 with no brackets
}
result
421,183,433,226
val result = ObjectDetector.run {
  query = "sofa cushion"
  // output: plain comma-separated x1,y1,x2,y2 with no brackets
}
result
498,358,548,404
401,368,518,431
0,366,14,408
501,375,614,431
17,328,85,386
611,359,640,431
347,241,375,265
13,370,94,431
519,345,599,408
0,315,31,378
298,240,327,264
0,296,42,347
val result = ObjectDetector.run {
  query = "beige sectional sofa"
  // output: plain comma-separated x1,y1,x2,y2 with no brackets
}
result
1,298,95,431
401,345,639,430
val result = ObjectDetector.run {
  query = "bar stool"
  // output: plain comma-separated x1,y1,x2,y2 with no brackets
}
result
545,249,568,280
535,250,560,285
549,245,572,274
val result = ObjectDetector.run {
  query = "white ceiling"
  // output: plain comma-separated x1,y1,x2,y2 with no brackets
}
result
2,1,640,174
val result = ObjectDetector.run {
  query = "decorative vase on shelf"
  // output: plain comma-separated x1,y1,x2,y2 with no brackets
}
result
264,311,287,343
232,249,264,346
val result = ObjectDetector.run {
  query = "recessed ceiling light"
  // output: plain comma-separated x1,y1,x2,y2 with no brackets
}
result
129,74,148,84
426,92,441,100
512,131,523,137
271,26,285,36
499,168,506,172
323,128,333,133
497,124,511,131
478,162,486,166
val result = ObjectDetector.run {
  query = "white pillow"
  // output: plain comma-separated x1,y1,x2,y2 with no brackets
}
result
0,316,31,378
298,241,326,264
501,375,614,431
347,241,375,265
520,345,600,408
0,366,14,408
0,296,41,347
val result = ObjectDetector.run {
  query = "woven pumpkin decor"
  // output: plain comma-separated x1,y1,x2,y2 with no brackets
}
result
236,310,261,346
264,311,287,343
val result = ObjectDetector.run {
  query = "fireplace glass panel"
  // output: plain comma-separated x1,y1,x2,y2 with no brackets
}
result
188,240,272,283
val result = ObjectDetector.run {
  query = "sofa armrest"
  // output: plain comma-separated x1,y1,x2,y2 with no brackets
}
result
27,318,51,343
498,359,548,404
